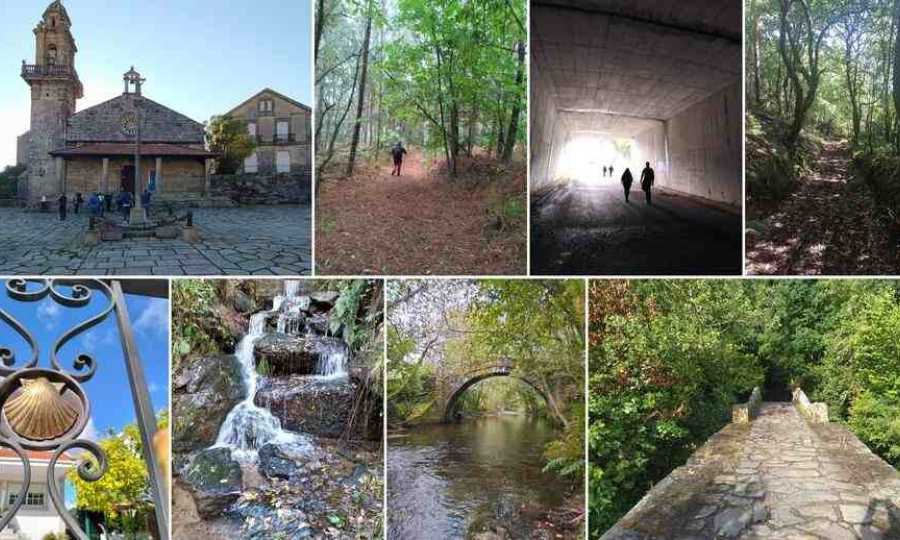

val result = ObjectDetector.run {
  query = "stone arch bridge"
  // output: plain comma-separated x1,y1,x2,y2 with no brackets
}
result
601,392,900,539
440,358,549,423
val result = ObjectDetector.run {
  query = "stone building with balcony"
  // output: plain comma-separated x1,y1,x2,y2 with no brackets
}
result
222,89,311,175
16,1,216,204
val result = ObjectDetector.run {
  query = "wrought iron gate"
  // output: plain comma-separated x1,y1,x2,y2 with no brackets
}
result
0,278,169,540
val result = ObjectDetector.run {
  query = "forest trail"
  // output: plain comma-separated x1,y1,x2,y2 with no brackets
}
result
316,151,525,275
746,141,897,275
603,402,900,539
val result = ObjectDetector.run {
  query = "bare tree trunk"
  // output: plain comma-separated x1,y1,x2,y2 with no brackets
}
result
346,5,373,177
501,41,525,163
751,0,762,106
317,54,361,180
893,0,900,151
315,0,325,62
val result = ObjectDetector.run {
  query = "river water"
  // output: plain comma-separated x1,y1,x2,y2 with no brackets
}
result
388,415,579,539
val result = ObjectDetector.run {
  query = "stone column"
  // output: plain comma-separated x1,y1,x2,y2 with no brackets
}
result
55,156,66,194
101,157,109,192
155,156,163,193
204,158,211,197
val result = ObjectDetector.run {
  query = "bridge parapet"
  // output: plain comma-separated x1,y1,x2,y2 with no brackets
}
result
731,386,761,424
792,387,828,423
600,402,900,539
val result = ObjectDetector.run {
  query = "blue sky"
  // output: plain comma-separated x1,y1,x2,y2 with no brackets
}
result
0,280,169,440
0,0,313,168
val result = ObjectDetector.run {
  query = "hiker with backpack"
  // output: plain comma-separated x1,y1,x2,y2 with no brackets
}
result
391,142,408,176
640,161,655,205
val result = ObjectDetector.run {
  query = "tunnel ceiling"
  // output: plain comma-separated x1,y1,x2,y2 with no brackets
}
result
532,0,741,134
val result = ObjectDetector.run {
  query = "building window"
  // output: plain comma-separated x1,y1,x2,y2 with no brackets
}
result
258,99,274,113
276,121,289,141
244,152,258,174
47,45,58,65
26,492,45,508
248,122,257,137
276,151,290,173
8,490,45,509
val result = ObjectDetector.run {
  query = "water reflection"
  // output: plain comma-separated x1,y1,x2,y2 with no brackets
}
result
388,415,578,539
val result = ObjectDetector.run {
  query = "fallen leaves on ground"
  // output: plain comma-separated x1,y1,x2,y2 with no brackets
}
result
316,152,526,275
746,141,898,275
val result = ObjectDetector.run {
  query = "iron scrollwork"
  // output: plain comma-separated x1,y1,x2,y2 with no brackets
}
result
0,278,113,540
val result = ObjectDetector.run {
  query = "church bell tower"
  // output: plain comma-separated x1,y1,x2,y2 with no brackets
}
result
20,0,83,201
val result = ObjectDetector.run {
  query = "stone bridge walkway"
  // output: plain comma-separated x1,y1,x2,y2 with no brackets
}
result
603,402,900,539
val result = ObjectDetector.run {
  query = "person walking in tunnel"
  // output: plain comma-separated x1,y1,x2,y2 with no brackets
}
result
391,141,408,176
620,167,633,202
640,161,655,205
602,165,607,178
609,164,614,178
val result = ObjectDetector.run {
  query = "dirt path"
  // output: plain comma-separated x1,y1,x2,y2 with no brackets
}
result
316,152,525,275
746,141,897,275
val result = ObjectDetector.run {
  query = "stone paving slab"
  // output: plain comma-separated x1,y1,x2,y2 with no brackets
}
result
602,402,900,539
0,206,311,276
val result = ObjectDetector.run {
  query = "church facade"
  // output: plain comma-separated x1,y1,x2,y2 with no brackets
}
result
16,1,216,204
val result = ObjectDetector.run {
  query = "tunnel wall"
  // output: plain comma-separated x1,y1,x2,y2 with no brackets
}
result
633,123,669,186
529,59,562,191
663,81,742,206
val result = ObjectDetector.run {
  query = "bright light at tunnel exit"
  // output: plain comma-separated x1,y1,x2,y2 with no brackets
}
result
553,134,640,185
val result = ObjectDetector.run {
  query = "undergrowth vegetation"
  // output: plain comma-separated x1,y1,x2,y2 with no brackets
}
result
589,280,900,536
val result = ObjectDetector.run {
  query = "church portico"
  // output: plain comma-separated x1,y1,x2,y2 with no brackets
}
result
51,146,213,197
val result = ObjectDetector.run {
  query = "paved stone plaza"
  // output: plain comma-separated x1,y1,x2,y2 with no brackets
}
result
0,206,311,275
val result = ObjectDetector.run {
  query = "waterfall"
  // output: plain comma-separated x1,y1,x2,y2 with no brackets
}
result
213,312,309,462
311,338,349,380
212,281,350,462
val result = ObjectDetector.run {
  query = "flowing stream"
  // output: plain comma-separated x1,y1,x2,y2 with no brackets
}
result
388,416,579,539
213,282,349,462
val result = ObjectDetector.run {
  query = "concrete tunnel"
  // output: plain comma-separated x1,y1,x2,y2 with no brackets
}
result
530,1,743,275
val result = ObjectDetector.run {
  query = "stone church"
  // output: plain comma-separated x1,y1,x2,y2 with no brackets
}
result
16,1,216,204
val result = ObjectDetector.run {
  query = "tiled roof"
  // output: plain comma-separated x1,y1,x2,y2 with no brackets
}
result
67,94,205,144
50,143,217,158
0,448,75,463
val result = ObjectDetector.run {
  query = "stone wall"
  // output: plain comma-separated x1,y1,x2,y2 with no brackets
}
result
210,172,311,205
792,387,829,423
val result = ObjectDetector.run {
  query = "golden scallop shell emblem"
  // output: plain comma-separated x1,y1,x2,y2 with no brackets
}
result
3,377,79,440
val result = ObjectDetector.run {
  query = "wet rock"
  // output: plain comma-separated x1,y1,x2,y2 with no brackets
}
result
232,289,253,313
183,447,243,518
309,291,339,311
172,355,246,453
234,500,313,539
258,443,299,479
306,313,332,335
253,333,317,375
256,376,366,439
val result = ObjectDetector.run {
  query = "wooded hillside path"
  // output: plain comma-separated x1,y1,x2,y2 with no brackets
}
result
746,141,896,275
316,151,524,275
603,402,900,539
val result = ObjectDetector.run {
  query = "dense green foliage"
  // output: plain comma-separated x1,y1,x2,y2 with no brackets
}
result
206,115,256,174
747,0,900,212
71,413,169,535
387,280,584,479
0,164,24,199
589,280,900,536
316,0,526,176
